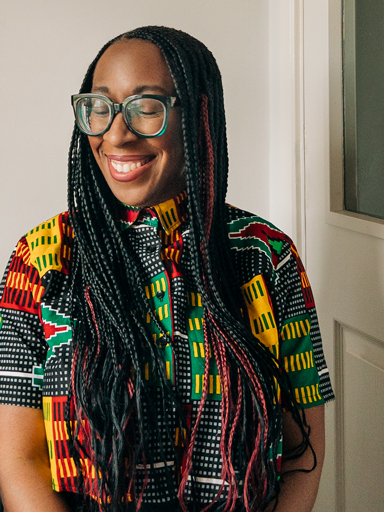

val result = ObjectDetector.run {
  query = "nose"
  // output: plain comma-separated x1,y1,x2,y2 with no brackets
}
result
102,112,139,146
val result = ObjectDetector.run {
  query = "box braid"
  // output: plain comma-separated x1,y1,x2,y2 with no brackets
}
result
66,26,314,512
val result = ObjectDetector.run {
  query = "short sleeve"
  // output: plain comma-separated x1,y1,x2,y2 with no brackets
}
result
275,242,334,408
0,237,47,409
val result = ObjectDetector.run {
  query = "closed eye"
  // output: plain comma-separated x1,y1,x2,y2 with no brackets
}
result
139,110,162,117
92,108,110,117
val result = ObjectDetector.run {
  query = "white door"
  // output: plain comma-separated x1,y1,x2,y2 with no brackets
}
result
303,2,384,511
268,2,384,511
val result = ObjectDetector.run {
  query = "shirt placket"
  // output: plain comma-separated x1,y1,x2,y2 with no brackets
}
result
126,212,176,386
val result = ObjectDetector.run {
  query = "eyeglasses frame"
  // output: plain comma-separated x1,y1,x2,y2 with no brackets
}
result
71,93,180,138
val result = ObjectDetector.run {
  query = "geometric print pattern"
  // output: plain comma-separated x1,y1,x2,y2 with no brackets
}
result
25,213,73,277
0,193,334,506
241,274,279,359
0,238,43,314
294,383,323,407
41,304,72,361
279,313,322,407
153,190,188,234
43,396,78,491
186,291,221,401
227,206,334,404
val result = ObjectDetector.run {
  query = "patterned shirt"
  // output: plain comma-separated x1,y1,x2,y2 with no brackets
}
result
0,191,334,506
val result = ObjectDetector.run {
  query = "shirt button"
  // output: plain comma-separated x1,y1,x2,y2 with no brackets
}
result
148,244,159,253
156,290,165,301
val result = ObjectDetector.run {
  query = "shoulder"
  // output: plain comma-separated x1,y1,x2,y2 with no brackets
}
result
0,212,72,312
23,212,73,278
225,204,295,270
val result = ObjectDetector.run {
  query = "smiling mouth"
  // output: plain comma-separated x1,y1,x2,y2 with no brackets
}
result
109,156,154,174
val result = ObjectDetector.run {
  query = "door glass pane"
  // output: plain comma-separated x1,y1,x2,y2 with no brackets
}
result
343,0,384,220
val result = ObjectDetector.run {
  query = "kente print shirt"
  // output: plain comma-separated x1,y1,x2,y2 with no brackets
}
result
0,191,334,504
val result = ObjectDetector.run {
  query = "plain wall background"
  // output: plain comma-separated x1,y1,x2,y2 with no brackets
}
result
0,0,281,271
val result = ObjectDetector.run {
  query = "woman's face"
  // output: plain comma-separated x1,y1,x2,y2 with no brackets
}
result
88,39,185,207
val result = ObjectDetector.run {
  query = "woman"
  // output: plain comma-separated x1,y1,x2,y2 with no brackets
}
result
0,27,333,512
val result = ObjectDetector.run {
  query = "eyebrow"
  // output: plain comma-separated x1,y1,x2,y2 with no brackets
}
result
91,85,172,95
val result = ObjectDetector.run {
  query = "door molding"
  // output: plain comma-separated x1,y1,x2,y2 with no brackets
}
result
334,320,346,512
334,320,384,512
293,0,307,264
268,0,307,263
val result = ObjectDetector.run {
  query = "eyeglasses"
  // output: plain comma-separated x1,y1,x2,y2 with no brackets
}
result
71,93,179,138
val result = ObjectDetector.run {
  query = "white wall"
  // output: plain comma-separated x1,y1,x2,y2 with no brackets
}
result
0,0,274,271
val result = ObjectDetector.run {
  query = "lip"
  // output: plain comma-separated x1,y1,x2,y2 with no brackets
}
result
106,154,156,183
106,154,155,162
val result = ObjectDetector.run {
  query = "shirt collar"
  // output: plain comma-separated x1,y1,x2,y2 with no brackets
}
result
118,190,188,235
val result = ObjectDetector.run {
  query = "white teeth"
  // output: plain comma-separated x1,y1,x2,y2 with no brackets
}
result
111,160,144,173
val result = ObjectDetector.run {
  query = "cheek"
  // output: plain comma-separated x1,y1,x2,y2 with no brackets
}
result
172,114,184,144
163,116,184,160
87,136,103,164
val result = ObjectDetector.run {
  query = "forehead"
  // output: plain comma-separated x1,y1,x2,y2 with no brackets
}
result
92,39,175,94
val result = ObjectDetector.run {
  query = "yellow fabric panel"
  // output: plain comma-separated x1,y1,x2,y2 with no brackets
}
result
153,190,188,234
241,275,279,357
25,214,63,278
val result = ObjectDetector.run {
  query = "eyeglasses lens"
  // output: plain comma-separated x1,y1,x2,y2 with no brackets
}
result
76,97,167,136
77,97,111,135
126,98,166,136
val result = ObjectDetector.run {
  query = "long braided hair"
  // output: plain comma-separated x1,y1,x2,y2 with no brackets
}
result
67,26,312,512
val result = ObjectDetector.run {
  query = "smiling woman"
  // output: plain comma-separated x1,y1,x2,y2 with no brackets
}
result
0,26,333,512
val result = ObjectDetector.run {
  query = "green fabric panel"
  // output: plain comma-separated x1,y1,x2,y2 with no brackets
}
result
186,291,221,401
280,314,324,408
